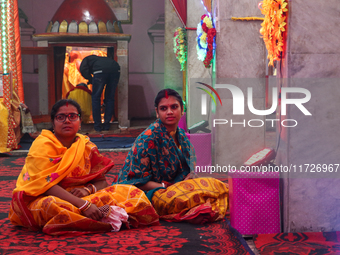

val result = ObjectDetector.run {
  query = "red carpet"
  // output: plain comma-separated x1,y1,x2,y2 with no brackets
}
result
0,218,252,254
254,232,340,255
0,152,253,255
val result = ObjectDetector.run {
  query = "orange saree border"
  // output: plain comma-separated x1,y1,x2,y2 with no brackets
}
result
43,218,112,236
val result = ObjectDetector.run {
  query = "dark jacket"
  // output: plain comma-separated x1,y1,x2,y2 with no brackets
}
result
79,55,120,84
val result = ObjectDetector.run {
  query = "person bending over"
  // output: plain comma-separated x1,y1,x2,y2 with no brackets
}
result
80,55,120,132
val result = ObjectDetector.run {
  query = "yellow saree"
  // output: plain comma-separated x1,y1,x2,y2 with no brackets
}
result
117,120,229,224
9,130,159,235
152,178,228,224
0,99,10,152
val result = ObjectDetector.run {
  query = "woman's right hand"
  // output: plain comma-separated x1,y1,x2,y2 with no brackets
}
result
82,204,103,221
45,185,102,221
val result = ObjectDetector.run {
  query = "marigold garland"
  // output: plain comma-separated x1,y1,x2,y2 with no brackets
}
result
173,27,187,71
231,17,264,21
196,14,216,68
259,0,288,66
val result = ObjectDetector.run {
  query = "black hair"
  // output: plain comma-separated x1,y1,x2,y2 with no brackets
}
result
76,83,88,88
154,89,183,109
51,99,82,121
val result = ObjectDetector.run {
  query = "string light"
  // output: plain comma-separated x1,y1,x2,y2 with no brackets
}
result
0,0,8,73
200,0,211,15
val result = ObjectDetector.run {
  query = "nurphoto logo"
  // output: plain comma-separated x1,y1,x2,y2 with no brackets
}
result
197,82,312,128
196,82,222,115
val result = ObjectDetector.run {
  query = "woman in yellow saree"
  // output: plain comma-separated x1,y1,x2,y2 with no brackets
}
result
116,89,229,224
9,99,159,235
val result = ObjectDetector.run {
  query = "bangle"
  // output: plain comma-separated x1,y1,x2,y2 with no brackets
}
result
89,184,97,193
82,202,92,213
79,200,89,211
162,182,165,188
83,186,91,195
87,183,97,194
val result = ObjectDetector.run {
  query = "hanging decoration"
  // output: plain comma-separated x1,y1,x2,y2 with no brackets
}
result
259,0,288,66
169,0,192,107
1,1,9,75
0,0,23,152
173,27,187,71
196,14,216,68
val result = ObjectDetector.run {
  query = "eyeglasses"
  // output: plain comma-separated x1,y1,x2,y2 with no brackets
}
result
54,113,80,122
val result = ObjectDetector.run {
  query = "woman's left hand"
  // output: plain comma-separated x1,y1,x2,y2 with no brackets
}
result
69,187,90,198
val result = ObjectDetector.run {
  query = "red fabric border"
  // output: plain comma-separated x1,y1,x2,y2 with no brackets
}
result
169,0,187,26
11,191,40,231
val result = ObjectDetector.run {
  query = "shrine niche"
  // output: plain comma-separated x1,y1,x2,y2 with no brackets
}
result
31,0,131,127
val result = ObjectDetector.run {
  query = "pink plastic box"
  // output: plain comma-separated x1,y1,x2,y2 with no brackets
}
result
228,171,281,235
178,113,212,168
186,132,212,168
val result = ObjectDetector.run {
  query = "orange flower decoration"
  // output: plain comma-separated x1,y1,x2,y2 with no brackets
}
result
259,0,288,66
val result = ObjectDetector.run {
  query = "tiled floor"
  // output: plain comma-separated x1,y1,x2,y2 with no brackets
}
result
78,118,157,135
246,237,261,255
